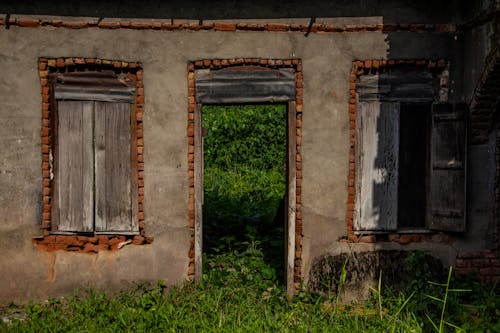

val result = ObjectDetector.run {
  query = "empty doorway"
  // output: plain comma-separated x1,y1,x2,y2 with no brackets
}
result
191,63,299,294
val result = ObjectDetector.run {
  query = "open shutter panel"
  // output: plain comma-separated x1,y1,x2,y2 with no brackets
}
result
95,102,138,234
55,101,94,232
429,103,466,232
355,102,399,231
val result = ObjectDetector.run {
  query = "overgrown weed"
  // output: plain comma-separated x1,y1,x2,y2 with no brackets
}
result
2,247,498,332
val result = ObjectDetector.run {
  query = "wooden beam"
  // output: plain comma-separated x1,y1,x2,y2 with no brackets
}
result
287,101,297,297
195,68,296,104
194,103,203,281
357,71,438,102
53,72,136,102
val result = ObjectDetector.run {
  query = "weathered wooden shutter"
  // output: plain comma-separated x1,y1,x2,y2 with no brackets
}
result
54,101,94,232
95,102,138,233
355,102,399,231
429,103,466,231
53,72,137,234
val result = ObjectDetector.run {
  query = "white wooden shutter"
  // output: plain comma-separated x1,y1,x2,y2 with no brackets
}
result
54,101,94,232
429,103,466,232
95,101,138,233
355,102,400,231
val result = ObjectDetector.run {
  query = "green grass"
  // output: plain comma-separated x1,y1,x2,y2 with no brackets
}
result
2,247,499,332
202,104,287,278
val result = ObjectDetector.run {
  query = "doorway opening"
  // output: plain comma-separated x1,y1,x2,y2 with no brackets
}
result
202,104,287,282
190,61,301,295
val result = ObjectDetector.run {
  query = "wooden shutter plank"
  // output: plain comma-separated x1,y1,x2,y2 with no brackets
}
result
429,103,466,232
57,101,94,232
355,102,399,231
95,102,135,233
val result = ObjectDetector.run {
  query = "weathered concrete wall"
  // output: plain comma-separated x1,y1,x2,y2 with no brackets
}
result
463,22,499,103
308,251,445,302
0,13,492,302
462,0,499,103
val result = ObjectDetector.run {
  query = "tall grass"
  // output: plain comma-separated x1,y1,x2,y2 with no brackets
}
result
2,247,499,332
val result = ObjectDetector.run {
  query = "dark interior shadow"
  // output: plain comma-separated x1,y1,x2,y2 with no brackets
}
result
202,194,285,282
2,0,463,21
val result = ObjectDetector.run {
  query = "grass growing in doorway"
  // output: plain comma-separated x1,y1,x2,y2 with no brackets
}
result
202,104,287,280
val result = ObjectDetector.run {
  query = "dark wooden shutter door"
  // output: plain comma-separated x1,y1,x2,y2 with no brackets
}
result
355,102,399,231
429,103,466,232
95,102,138,233
56,101,94,232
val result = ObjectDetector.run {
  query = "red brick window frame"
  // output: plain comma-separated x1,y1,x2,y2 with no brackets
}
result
34,57,152,253
344,59,461,244
186,58,303,291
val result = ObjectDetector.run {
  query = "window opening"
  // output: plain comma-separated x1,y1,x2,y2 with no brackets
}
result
397,103,431,229
354,68,466,233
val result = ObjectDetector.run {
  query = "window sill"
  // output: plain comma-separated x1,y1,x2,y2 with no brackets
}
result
32,233,153,253
50,231,140,236
353,229,435,235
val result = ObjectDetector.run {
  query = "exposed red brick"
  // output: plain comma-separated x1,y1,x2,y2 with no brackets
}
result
108,237,124,250
95,236,107,244
238,23,267,31
17,19,40,28
480,267,498,275
215,23,236,31
267,23,289,32
133,22,153,29
455,259,469,267
46,243,68,251
455,267,476,275
63,22,89,29
83,243,108,253
410,235,421,242
358,235,376,243
98,21,120,29
158,23,178,31
435,24,456,32
398,234,412,244
136,111,143,122
132,235,145,245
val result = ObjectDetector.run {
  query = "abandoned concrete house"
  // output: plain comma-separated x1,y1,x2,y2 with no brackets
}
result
0,0,499,302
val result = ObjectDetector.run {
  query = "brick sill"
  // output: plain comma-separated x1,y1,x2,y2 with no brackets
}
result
32,234,153,253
